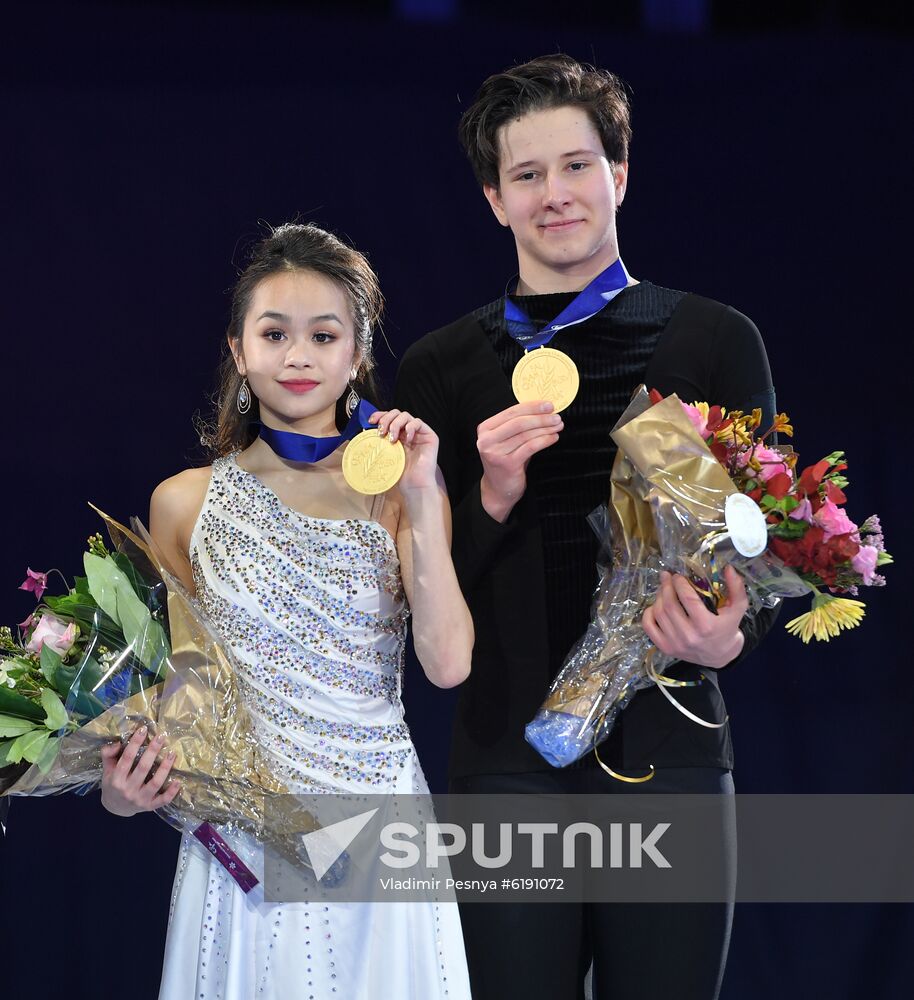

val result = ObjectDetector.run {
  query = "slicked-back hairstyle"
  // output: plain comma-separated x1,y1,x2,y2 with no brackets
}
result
458,53,632,190
206,222,384,458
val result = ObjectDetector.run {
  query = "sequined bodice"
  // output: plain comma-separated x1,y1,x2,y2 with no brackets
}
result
190,455,416,793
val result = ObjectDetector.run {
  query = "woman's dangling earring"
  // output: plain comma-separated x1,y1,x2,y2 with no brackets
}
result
345,384,360,417
237,378,252,415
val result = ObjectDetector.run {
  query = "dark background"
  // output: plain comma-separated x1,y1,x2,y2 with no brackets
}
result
1,2,912,998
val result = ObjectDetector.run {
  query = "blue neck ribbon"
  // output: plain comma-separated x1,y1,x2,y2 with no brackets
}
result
257,399,377,463
504,258,631,349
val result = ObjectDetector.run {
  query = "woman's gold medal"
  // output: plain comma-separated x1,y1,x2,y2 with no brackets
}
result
342,429,406,495
511,347,580,413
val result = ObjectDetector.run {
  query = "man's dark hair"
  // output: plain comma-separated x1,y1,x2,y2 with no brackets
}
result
458,53,632,189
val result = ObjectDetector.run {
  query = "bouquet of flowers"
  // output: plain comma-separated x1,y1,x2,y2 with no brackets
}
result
524,386,891,771
0,509,335,893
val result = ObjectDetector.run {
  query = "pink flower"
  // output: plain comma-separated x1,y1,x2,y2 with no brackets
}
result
814,498,858,542
790,497,814,523
19,568,49,601
851,545,879,585
735,444,792,483
25,614,78,657
17,612,35,632
681,402,709,438
753,445,792,483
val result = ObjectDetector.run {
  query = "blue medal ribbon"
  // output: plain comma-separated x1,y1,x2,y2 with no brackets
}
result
257,399,377,463
504,258,631,349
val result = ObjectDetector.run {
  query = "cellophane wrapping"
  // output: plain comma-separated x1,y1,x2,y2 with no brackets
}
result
525,387,810,768
1,511,323,883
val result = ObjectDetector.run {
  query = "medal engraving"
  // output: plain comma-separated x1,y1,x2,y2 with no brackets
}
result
511,347,580,412
342,429,406,495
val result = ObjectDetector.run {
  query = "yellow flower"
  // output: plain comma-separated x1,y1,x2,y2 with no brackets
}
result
764,411,794,437
716,411,754,446
785,596,866,642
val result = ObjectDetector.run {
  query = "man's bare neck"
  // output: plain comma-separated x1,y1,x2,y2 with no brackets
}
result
514,267,638,297
514,251,634,296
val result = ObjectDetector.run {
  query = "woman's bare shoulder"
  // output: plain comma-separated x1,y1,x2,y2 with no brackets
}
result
150,465,215,567
151,466,214,514
149,467,214,589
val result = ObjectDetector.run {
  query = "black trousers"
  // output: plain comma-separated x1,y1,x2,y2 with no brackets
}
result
450,766,736,1000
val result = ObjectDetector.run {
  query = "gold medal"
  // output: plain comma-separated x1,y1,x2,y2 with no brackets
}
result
511,347,579,413
342,429,406,495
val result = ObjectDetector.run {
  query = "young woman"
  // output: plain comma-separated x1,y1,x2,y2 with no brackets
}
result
99,222,473,999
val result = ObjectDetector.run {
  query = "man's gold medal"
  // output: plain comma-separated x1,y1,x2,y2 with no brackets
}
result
342,429,406,495
511,347,580,412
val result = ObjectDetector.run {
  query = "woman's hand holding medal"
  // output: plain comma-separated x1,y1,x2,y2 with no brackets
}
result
476,401,564,523
366,409,440,494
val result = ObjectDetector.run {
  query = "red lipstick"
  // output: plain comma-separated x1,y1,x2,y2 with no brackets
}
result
278,380,319,394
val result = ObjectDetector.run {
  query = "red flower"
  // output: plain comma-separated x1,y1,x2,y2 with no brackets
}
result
824,480,847,506
706,405,728,435
769,527,860,586
798,459,830,497
710,440,730,465
828,533,860,562
765,472,792,501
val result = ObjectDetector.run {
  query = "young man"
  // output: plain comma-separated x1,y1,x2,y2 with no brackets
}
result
394,54,778,1000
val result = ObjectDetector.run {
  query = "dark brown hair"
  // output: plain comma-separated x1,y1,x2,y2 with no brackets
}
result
458,53,632,189
206,222,384,457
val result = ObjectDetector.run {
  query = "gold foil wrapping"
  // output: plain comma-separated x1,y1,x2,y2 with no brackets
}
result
529,386,798,770
4,511,318,873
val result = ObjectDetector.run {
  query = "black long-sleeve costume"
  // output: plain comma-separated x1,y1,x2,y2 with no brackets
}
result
395,281,779,779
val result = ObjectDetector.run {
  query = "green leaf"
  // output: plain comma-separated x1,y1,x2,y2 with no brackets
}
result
40,688,69,731
44,583,107,634
35,736,60,774
7,729,51,764
0,686,45,722
0,738,19,766
53,657,108,721
44,593,98,622
83,553,168,670
759,495,777,510
111,552,149,597
52,661,77,700
39,644,62,686
769,518,808,540
82,553,123,624
0,714,40,738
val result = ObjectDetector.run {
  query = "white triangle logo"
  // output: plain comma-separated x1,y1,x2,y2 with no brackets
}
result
301,807,379,882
